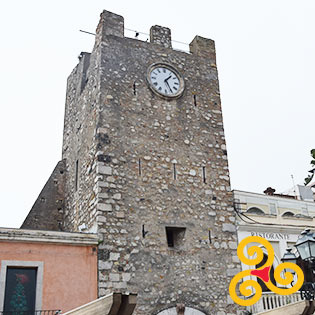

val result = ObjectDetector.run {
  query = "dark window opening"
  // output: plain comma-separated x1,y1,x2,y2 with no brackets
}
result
173,163,177,180
75,160,79,191
138,159,142,176
202,166,206,184
247,207,265,215
193,95,197,107
282,211,295,217
142,224,148,238
4,267,37,313
165,227,186,248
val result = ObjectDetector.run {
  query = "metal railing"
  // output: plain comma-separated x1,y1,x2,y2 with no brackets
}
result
0,311,61,315
247,291,302,314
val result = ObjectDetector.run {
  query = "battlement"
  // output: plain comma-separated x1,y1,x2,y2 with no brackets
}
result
95,9,215,58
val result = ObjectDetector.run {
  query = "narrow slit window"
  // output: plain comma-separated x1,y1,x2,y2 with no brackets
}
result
138,158,142,176
75,160,79,191
173,163,177,180
142,224,148,238
202,166,206,184
193,95,197,107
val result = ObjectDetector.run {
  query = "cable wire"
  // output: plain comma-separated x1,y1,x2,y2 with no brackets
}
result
80,28,189,46
234,202,315,228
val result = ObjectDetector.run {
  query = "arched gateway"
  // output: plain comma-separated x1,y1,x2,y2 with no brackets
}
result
157,306,206,315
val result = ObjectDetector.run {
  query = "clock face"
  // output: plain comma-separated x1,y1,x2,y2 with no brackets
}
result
147,63,184,98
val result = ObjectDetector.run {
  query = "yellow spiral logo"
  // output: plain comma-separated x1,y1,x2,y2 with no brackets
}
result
229,236,304,306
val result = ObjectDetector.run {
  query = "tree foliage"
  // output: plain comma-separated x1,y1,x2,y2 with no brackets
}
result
304,149,315,185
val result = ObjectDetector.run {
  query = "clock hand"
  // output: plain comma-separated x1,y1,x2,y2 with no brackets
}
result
164,75,172,82
165,80,173,93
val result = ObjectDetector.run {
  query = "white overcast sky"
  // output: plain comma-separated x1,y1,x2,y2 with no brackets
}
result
0,0,314,228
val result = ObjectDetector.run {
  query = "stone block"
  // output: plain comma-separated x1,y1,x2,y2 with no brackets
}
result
98,193,109,199
228,241,237,250
97,203,112,212
116,211,125,218
189,170,196,176
97,165,112,175
109,273,120,281
113,282,127,289
122,273,131,282
99,261,113,270
222,223,236,232
113,193,121,200
109,252,120,261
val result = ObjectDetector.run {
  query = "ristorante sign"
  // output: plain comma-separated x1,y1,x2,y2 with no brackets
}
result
250,231,290,240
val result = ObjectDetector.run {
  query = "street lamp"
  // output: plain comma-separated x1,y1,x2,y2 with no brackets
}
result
281,248,298,264
295,229,315,261
281,248,298,289
283,229,315,302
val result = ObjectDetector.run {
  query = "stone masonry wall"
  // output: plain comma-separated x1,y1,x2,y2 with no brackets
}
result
62,47,102,232
62,10,241,315
21,160,65,231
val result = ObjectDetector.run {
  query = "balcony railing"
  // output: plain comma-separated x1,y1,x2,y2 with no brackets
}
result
0,311,61,315
246,291,302,314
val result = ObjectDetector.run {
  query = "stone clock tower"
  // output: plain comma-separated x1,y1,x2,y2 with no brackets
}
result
49,9,240,315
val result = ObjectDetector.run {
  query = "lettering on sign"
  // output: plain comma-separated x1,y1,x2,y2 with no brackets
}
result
250,232,290,240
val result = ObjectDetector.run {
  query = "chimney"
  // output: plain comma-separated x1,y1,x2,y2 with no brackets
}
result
264,187,276,196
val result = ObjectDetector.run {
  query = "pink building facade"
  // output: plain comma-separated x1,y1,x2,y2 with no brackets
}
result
0,228,98,313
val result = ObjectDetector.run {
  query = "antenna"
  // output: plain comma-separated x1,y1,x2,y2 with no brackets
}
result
291,174,296,186
291,174,298,199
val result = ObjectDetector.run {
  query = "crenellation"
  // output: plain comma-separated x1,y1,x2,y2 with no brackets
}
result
150,25,172,49
96,10,124,43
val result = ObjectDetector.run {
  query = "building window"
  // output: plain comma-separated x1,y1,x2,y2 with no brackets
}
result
165,227,186,248
0,261,43,312
4,268,37,312
282,211,295,217
246,207,265,215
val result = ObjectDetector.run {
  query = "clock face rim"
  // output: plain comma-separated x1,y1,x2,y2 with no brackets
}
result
146,63,185,99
